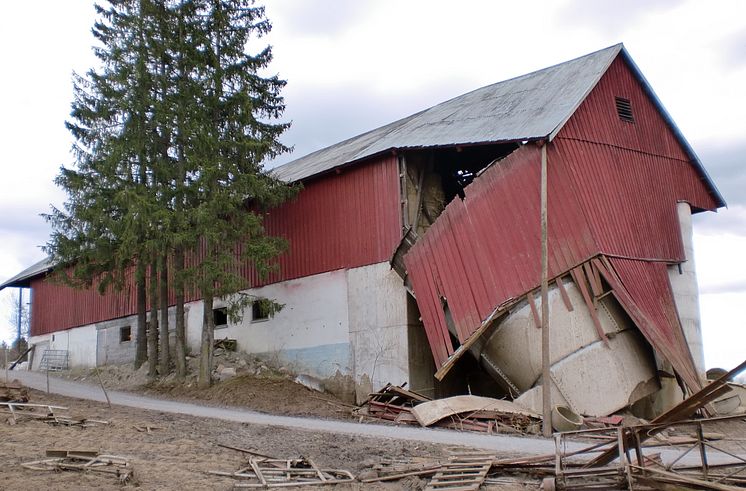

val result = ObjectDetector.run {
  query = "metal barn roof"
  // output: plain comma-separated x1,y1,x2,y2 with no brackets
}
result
0,257,53,290
273,44,623,182
272,43,725,208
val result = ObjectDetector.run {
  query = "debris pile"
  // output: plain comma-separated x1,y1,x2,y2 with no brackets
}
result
21,450,133,484
0,380,28,403
356,384,541,434
210,445,354,488
490,361,746,490
2,399,108,427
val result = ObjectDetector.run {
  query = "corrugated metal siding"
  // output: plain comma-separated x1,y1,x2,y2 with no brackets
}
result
253,155,401,286
404,144,598,367
560,57,689,162
553,140,716,262
31,268,137,336
405,60,718,374
30,156,401,336
557,57,720,210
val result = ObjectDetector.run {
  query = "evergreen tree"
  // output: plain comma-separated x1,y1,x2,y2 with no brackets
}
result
46,0,295,385
44,0,169,373
173,0,296,388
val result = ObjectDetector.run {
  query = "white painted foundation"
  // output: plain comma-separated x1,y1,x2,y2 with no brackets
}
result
26,262,411,399
28,323,98,369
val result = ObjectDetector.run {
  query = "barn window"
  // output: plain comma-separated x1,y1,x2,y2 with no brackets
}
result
615,97,634,123
252,301,270,322
119,326,132,343
213,307,228,327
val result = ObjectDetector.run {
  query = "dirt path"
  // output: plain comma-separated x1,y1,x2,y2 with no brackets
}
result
11,370,562,456
3,387,529,490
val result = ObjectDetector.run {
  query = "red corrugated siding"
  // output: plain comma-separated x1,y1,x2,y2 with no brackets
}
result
405,54,719,375
554,140,716,262
404,144,597,367
560,57,689,162
30,156,401,336
557,56,719,212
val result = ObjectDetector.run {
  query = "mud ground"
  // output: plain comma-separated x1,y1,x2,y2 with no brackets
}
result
1,388,533,490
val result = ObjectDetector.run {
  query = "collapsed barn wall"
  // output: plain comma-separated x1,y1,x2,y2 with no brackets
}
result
402,55,720,413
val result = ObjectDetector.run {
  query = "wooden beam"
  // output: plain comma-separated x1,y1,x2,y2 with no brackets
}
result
434,307,508,381
556,277,573,311
540,142,551,438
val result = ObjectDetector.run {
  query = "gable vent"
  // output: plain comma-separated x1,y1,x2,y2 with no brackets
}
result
615,96,634,123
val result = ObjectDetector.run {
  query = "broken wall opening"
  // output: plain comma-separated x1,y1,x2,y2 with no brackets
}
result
400,143,518,237
406,292,507,400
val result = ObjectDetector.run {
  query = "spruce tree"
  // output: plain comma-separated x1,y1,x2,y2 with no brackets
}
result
174,0,296,388
45,0,168,372
45,0,295,386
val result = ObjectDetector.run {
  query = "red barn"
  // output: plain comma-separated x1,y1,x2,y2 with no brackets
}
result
1,44,724,412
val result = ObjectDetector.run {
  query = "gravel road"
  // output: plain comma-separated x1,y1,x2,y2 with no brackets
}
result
10,369,564,456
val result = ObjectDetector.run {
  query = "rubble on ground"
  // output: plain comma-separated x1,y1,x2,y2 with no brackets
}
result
356,384,542,435
1,380,29,403
21,450,133,485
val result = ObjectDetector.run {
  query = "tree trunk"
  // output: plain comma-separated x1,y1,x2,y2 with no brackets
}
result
134,261,148,369
148,260,159,378
159,258,170,375
198,294,214,388
174,247,186,379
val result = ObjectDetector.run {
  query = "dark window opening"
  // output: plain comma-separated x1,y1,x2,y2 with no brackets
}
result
435,143,519,203
252,301,269,322
213,307,228,327
402,142,519,238
615,96,634,123
119,326,132,343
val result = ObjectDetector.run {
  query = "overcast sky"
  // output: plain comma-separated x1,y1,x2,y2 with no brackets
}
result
0,1,744,368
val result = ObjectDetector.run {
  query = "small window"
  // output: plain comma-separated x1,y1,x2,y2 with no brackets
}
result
119,326,132,343
213,307,228,327
615,96,634,123
252,301,269,322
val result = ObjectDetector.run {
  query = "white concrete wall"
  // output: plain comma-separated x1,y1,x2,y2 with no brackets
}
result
347,262,410,398
668,201,706,378
25,261,412,397
187,268,352,379
27,333,50,370
182,262,410,394
29,323,97,369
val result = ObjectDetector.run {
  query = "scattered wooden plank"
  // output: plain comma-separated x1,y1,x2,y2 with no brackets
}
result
570,265,609,347
426,453,494,490
359,465,442,483
586,362,745,468
555,277,573,311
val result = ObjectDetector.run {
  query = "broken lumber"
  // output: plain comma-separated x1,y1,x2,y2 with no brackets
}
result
587,358,746,467
21,451,133,484
210,455,354,488
426,452,494,490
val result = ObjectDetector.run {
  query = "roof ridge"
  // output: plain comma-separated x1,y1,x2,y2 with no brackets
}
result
271,44,626,182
